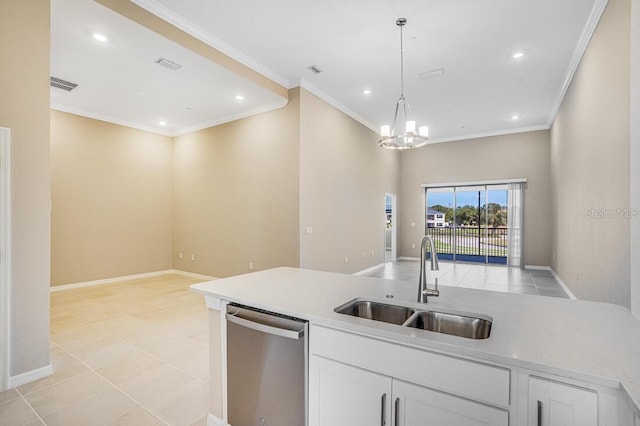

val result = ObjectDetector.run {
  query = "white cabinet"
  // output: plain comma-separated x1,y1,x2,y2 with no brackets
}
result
310,355,508,426
528,376,597,426
310,356,391,426
393,379,508,426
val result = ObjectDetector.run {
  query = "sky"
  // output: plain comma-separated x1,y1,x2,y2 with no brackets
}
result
427,190,508,208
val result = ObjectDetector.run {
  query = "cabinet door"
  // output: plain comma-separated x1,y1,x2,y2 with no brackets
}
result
393,380,509,426
528,377,597,426
309,355,392,426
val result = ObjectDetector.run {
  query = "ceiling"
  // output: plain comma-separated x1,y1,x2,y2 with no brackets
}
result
51,0,606,141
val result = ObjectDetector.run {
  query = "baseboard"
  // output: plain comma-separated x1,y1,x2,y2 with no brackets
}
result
524,265,550,270
207,413,226,426
51,269,218,292
171,269,218,281
8,364,53,388
398,256,420,261
50,270,176,292
352,263,386,276
549,268,577,300
523,265,577,300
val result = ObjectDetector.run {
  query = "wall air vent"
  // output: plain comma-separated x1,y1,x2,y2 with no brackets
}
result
154,57,182,71
50,76,78,91
307,65,322,74
419,68,445,80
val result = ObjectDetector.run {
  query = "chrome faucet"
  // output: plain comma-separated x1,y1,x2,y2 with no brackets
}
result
418,235,440,303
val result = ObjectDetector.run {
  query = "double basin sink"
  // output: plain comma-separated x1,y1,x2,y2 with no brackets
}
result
335,298,492,340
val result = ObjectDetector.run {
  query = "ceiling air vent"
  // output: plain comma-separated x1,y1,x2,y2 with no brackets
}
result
419,68,445,80
154,57,182,71
50,76,78,91
307,64,322,74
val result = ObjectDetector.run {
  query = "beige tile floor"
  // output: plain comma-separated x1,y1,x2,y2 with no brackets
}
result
0,273,210,426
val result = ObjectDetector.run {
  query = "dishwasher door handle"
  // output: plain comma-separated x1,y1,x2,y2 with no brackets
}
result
226,312,304,340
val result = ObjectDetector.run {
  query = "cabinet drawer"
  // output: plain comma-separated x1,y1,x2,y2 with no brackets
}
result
311,324,510,407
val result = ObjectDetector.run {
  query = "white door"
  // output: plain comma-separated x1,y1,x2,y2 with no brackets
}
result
309,356,392,426
528,377,597,426
393,380,509,426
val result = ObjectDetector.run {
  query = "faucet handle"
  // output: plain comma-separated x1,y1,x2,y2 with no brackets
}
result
422,278,440,297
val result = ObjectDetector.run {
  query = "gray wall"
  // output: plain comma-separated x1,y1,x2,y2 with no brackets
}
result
299,89,400,273
550,0,631,307
0,1,51,378
398,130,551,267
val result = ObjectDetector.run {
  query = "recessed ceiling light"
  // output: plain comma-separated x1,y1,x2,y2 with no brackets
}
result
92,33,108,42
512,52,524,59
511,115,520,120
185,107,193,111
363,89,371,95
235,95,245,101
158,121,167,126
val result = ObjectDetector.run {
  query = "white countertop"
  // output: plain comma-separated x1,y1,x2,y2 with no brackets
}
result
191,266,640,411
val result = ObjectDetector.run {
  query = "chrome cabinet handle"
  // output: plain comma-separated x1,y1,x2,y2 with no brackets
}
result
381,393,387,426
537,400,542,426
394,397,400,426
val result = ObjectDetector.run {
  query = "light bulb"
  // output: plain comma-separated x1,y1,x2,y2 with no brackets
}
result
405,121,416,133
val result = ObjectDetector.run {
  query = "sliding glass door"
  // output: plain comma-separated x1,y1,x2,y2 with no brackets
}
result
426,184,510,265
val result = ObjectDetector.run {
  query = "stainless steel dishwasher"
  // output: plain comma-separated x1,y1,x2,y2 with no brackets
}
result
226,303,308,426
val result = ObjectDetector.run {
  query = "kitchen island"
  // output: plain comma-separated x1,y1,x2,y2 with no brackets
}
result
192,267,640,425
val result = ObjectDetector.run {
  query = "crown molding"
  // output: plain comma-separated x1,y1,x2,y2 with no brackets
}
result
424,125,550,145
130,0,291,89
298,78,378,133
51,104,173,136
51,98,289,138
547,0,609,126
172,99,289,137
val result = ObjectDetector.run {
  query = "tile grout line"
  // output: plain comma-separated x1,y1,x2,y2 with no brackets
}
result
51,285,208,424
15,387,46,425
49,315,172,425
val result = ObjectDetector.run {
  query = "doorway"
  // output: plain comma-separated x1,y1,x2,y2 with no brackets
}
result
425,184,516,265
385,194,397,263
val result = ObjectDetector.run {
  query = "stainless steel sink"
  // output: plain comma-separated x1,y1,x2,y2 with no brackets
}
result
334,298,492,339
404,310,492,339
334,300,415,325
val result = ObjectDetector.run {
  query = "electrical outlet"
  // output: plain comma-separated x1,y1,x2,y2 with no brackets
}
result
249,261,254,270
411,222,416,227
371,250,374,257
362,252,366,259
179,252,183,259
191,254,195,262
411,243,416,249
344,256,348,264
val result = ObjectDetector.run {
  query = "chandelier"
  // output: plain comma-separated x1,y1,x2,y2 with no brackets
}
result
379,18,429,149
